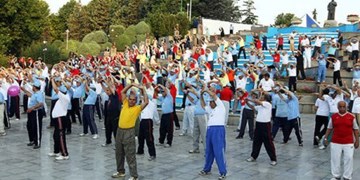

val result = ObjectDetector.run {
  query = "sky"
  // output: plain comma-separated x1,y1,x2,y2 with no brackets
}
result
45,0,359,26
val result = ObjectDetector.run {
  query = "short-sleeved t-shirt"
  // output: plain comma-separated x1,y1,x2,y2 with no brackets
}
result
118,98,142,129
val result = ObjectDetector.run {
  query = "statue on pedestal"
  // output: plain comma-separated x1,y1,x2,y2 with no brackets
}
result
327,0,337,20
174,24,180,40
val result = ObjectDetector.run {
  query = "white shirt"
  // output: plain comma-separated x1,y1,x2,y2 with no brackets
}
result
52,92,70,118
315,98,330,116
346,45,353,53
314,37,324,47
206,98,226,126
141,100,156,119
351,42,359,51
226,52,233,62
333,60,340,71
287,68,297,77
259,78,274,92
207,51,214,62
281,54,289,65
352,97,360,114
203,68,211,83
255,101,272,123
326,94,344,113
94,82,102,95
301,38,310,46
235,76,247,90
0,80,10,100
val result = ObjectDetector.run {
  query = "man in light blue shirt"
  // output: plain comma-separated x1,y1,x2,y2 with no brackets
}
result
80,82,98,139
155,84,173,147
271,90,288,139
0,87,6,136
21,81,44,149
180,81,199,136
282,87,303,146
189,85,207,154
71,78,84,124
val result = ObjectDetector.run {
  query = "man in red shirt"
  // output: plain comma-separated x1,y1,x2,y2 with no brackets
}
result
277,35,284,50
167,80,180,130
216,83,233,125
324,101,359,180
269,48,281,69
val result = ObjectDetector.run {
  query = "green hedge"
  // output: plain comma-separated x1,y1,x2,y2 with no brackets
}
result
22,42,68,65
82,30,109,44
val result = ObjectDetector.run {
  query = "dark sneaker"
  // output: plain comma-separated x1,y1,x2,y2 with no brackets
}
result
199,170,211,176
111,172,125,178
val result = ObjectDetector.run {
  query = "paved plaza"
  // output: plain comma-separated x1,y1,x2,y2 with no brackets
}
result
1,114,360,180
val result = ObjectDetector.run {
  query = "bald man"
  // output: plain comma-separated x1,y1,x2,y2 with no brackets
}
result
324,101,359,180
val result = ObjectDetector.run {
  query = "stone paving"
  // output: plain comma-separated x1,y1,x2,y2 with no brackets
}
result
1,114,360,180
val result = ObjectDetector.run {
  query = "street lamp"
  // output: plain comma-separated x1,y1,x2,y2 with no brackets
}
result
187,3,190,18
189,0,192,21
43,41,47,63
66,29,70,50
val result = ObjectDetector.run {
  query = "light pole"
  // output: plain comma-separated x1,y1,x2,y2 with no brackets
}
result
189,0,192,21
43,41,47,63
187,3,190,18
66,29,70,50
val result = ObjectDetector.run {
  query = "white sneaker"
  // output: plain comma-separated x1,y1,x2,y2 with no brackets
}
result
55,155,69,160
0,132,6,136
48,152,60,157
15,118,20,121
318,145,326,150
128,177,138,180
79,133,88,136
270,161,277,166
92,134,99,139
246,157,256,162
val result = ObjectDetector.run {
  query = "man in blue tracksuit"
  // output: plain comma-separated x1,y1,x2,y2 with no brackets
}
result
79,82,98,139
316,54,327,83
198,89,227,180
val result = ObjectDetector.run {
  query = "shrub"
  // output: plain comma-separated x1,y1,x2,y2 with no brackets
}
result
114,34,132,51
52,40,63,48
82,30,109,44
135,21,151,35
100,42,113,51
22,42,68,65
77,41,101,56
109,25,126,42
0,54,8,67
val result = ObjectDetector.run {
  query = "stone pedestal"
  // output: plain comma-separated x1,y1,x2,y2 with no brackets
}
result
324,20,338,27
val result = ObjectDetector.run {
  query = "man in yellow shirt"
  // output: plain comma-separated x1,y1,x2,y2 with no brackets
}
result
112,83,148,180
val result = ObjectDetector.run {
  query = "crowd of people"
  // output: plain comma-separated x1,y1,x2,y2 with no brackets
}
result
0,28,359,180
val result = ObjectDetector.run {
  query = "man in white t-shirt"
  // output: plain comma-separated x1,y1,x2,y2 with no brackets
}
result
246,93,277,166
232,69,248,113
199,89,227,180
313,88,331,146
327,57,342,87
351,39,359,61
258,73,274,92
48,78,71,160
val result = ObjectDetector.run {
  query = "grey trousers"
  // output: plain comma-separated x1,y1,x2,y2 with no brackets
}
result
193,115,207,151
115,128,137,178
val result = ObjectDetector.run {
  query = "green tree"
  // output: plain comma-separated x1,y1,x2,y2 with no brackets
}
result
274,13,295,27
86,0,112,33
82,31,109,44
241,0,258,25
22,42,67,65
146,12,189,38
193,0,241,22
0,0,50,55
67,4,92,41
109,25,126,42
50,0,77,40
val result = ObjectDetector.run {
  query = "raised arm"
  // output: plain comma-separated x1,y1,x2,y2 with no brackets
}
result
121,83,134,103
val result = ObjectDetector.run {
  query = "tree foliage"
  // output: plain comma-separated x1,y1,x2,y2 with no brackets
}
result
82,31,109,44
241,0,258,24
193,0,241,22
22,42,68,65
50,0,77,40
274,13,295,27
67,4,92,41
109,25,126,42
146,12,190,38
0,0,50,55
86,0,112,33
